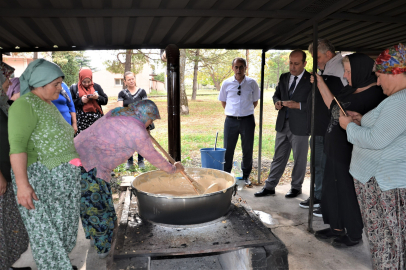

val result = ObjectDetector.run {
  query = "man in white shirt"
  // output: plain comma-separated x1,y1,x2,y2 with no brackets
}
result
218,58,260,187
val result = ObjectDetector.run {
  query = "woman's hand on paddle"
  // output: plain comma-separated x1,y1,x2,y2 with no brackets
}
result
311,73,327,90
17,183,39,210
174,162,185,173
346,110,363,126
339,110,353,130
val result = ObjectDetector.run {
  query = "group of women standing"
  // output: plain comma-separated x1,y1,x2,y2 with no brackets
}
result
1,59,184,269
313,43,406,269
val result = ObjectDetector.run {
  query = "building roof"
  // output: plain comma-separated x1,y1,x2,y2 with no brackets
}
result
0,0,405,54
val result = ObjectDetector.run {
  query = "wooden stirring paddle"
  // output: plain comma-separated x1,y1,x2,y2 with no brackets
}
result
149,135,205,195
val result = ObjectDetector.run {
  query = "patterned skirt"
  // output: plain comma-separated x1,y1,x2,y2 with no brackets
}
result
354,177,406,270
80,167,117,254
12,162,81,270
0,183,29,270
75,110,102,137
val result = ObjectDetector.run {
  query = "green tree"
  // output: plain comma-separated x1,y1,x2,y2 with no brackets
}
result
266,51,290,86
52,51,83,86
198,49,240,91
154,72,165,82
103,49,149,75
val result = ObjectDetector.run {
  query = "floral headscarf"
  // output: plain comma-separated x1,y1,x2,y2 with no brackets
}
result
109,99,160,125
0,61,15,116
374,43,406,74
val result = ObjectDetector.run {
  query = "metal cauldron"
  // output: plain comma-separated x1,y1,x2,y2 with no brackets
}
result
131,168,237,225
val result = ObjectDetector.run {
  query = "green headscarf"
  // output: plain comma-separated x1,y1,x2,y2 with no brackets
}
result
20,59,65,96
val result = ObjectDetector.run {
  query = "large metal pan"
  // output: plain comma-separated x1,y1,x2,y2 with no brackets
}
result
131,168,237,225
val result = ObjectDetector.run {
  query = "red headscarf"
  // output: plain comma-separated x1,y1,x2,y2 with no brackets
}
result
78,68,102,114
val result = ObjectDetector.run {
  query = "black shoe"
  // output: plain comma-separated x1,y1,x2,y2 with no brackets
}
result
313,207,323,217
299,197,321,208
315,228,345,239
332,234,361,247
138,160,145,168
11,267,32,270
72,267,78,270
254,187,275,197
110,171,115,177
285,189,302,198
125,161,134,170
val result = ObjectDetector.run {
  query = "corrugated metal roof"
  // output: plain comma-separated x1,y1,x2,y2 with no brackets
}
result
0,0,405,53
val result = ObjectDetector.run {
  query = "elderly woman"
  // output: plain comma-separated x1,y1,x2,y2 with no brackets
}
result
70,68,108,136
339,44,406,269
8,59,81,270
312,53,386,247
0,62,30,270
74,99,184,258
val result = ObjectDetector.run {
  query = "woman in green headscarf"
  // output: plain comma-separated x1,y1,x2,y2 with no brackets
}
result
8,59,81,270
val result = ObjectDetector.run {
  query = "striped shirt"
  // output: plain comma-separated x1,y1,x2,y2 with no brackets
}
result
347,88,406,191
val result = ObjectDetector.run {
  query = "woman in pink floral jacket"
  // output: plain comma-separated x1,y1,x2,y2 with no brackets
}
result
74,99,184,258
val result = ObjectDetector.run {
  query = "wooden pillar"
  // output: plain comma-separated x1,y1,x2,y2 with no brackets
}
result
308,22,318,233
257,49,266,184
165,44,181,161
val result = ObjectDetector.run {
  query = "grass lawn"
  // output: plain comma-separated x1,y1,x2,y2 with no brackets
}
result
102,88,304,183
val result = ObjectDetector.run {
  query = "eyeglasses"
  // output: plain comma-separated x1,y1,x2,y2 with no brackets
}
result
237,85,241,95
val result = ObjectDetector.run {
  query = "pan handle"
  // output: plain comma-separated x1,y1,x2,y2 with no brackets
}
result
233,183,238,196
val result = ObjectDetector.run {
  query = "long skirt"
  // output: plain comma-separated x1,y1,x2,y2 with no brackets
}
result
0,182,29,270
321,157,363,239
80,167,117,254
354,177,406,270
12,162,81,270
75,110,102,137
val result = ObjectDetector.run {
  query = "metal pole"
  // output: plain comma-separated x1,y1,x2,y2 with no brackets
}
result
257,49,266,185
308,22,318,233
165,44,181,161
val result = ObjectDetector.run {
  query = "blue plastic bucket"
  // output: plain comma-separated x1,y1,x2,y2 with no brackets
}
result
200,148,226,171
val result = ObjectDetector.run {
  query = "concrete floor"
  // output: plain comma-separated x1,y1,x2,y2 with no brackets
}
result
12,177,372,270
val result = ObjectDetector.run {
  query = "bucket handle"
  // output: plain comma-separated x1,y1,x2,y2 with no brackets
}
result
205,151,226,164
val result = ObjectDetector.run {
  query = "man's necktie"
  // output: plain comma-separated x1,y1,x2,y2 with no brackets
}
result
286,76,298,119
288,76,298,99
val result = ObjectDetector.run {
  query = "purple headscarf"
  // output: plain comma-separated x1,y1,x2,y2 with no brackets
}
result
6,77,20,99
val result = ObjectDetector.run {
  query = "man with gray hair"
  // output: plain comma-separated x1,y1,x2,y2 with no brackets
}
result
302,38,347,217
218,57,260,187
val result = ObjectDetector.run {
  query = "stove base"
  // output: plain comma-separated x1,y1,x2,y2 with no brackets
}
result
108,189,288,270
111,246,287,270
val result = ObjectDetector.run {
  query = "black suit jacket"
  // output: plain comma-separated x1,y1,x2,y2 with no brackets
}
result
273,71,312,136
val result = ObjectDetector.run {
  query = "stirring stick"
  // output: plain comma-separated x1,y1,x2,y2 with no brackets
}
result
149,135,203,195
333,96,347,116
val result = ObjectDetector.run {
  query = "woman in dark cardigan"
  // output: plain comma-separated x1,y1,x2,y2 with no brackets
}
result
70,68,108,136
311,53,386,247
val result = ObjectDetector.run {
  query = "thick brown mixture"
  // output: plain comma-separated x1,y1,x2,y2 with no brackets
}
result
134,171,233,197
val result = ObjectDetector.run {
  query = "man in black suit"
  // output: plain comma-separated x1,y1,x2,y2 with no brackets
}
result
255,50,311,198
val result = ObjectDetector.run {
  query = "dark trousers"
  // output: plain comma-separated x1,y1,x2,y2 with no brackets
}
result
128,154,144,164
223,115,255,179
312,136,326,200
321,158,363,239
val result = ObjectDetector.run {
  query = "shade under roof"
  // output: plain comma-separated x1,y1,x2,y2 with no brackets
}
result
0,0,405,54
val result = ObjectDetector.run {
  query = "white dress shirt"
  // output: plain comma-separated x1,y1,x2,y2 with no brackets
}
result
218,76,260,117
